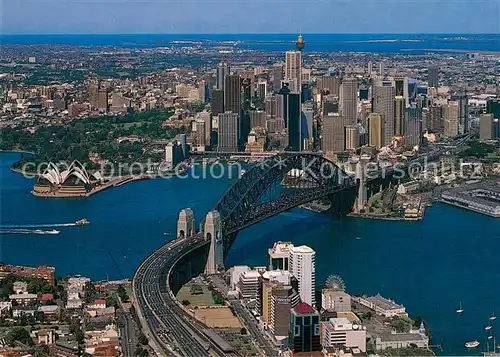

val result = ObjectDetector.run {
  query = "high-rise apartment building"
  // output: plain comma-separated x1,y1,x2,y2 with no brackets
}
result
289,245,316,307
285,51,302,93
368,113,384,149
373,81,395,146
444,101,460,137
342,77,357,126
345,125,359,150
217,112,240,152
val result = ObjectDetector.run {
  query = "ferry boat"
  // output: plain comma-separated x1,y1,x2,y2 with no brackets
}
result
465,341,480,348
75,218,90,225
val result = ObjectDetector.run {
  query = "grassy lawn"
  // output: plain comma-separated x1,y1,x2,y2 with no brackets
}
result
176,283,215,306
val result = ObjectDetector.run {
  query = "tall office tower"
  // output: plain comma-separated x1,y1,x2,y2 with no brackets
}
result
368,113,384,149
487,98,500,119
97,89,109,112
395,95,405,136
323,99,339,116
480,114,494,140
224,74,241,114
428,66,439,88
285,51,302,93
394,77,405,96
373,81,395,146
322,113,345,153
280,84,302,150
345,125,359,150
270,283,300,338
451,93,468,134
404,106,422,148
289,303,321,353
257,81,267,100
217,112,240,152
197,112,212,146
317,76,341,97
210,89,224,116
444,101,460,137
289,245,316,307
368,61,373,75
249,110,266,129
265,95,278,119
342,77,357,126
272,64,283,92
260,270,295,322
194,120,207,147
88,82,99,109
405,78,417,107
379,61,385,76
301,103,314,142
428,104,443,133
216,61,229,91
421,107,429,132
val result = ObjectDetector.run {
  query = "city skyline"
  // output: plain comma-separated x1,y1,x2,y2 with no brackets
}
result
2,0,499,35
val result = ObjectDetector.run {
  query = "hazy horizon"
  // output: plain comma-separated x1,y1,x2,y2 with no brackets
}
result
2,0,499,35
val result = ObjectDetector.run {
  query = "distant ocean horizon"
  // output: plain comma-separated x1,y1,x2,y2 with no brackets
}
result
1,33,499,53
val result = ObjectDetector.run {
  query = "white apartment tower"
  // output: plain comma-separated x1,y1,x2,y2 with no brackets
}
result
289,245,316,307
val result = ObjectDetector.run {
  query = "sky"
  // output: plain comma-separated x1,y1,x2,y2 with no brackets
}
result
1,0,499,35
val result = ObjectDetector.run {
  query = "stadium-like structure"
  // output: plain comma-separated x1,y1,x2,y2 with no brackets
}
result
33,160,103,197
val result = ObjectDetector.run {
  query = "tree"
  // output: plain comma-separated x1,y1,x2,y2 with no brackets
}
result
362,311,373,320
212,292,224,305
75,330,85,344
84,282,96,303
34,311,45,324
6,327,34,347
105,296,117,308
138,333,148,345
181,300,191,306
240,327,247,335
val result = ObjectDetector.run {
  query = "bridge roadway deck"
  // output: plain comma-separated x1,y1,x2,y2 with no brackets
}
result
133,234,237,357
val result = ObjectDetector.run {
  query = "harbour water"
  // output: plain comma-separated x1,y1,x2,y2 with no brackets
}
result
1,152,499,355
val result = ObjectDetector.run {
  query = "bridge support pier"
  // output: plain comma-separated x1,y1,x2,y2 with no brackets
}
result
177,208,195,239
204,211,224,275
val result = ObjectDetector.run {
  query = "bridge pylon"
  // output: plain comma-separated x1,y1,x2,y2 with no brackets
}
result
177,208,195,239
204,210,224,275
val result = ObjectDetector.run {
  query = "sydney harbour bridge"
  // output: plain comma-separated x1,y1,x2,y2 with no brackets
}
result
131,144,466,356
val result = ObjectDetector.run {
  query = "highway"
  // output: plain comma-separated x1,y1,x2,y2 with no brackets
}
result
133,235,234,357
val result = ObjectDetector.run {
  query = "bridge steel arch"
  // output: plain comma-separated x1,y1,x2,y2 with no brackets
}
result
211,153,358,253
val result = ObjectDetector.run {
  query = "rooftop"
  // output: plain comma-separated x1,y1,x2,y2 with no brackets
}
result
290,245,315,254
293,302,317,315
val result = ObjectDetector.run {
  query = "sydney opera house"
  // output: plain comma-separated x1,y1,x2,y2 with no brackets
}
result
33,160,104,197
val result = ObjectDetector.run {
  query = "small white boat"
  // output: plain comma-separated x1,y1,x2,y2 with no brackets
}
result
490,311,497,321
465,340,480,348
488,336,494,340
486,325,493,331
457,301,464,313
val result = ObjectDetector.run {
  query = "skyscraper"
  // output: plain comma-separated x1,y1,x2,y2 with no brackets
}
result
480,114,494,140
451,93,468,134
428,66,439,88
428,104,443,133
224,74,241,114
395,95,405,136
289,303,321,353
373,81,395,146
216,61,229,91
368,113,384,149
88,82,99,109
280,84,302,151
210,89,224,116
289,245,316,307
345,125,359,150
322,113,345,153
272,64,283,92
217,112,240,152
317,76,341,97
404,105,422,148
444,101,460,138
342,77,357,126
249,110,266,129
285,51,302,93
257,81,267,100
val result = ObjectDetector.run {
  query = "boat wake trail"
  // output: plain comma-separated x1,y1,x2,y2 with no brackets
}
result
0,229,60,235
0,223,76,228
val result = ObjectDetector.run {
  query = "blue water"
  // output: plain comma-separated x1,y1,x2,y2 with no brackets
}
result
1,152,499,355
0,34,499,53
